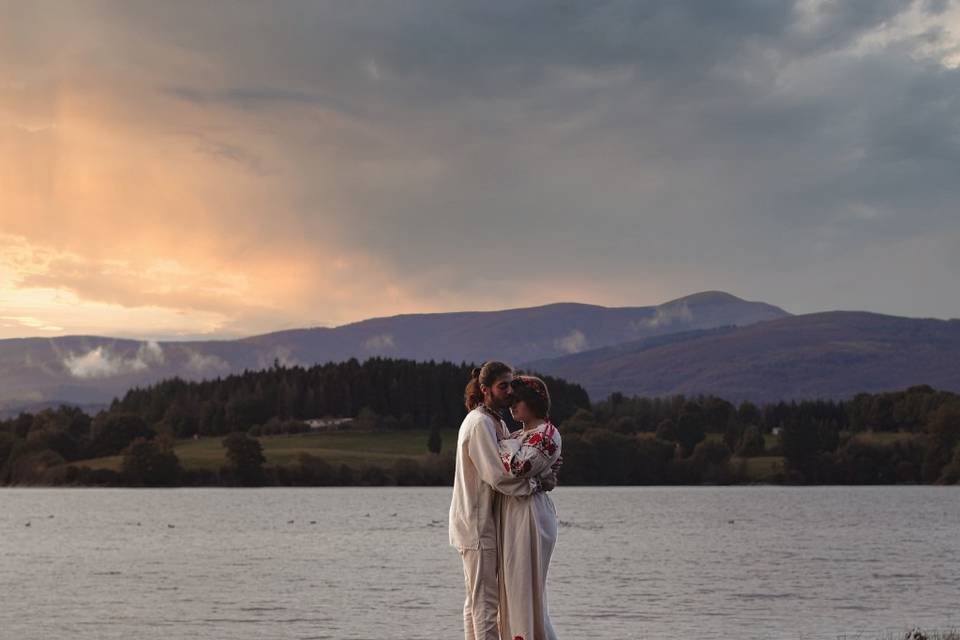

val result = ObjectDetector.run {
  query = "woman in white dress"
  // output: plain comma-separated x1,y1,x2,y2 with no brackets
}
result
497,375,562,640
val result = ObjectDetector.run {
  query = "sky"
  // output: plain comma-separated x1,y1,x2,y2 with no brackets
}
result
2,0,959,341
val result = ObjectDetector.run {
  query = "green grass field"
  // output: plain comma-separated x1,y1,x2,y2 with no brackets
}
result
74,428,798,482
701,432,779,447
61,425,934,487
731,456,786,482
76,429,457,472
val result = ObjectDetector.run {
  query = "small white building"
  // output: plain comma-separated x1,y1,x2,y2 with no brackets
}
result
305,417,353,431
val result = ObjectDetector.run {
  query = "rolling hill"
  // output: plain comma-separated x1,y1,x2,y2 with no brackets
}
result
0,291,787,411
526,311,960,402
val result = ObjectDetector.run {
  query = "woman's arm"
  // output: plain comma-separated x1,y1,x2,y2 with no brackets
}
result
501,425,562,479
468,417,539,496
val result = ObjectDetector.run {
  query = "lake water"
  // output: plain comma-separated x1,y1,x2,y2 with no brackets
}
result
2,486,958,639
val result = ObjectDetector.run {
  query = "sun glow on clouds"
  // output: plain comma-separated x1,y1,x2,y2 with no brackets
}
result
3,1,960,339
0,72,422,339
849,1,960,68
0,230,412,340
0,5,693,341
0,315,64,333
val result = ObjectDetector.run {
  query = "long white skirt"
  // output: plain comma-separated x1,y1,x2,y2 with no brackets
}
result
497,491,559,640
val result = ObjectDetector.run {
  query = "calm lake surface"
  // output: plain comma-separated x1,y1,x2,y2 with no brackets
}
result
2,486,958,639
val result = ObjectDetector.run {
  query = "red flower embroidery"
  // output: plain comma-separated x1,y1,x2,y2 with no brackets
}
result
509,457,532,477
514,636,525,640
523,423,559,459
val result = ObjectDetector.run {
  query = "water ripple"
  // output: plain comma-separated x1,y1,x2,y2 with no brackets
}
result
2,486,958,640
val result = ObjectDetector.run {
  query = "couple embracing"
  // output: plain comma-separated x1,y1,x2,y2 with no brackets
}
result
449,360,563,640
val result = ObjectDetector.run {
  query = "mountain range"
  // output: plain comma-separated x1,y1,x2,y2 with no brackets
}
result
1,290,956,412
528,311,960,403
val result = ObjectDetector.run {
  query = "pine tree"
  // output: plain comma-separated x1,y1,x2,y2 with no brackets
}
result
427,428,442,455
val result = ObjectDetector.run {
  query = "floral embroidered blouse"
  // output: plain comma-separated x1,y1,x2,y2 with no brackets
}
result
498,421,562,480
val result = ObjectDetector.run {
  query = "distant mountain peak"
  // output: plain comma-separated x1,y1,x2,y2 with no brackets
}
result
0,291,792,411
530,310,960,402
660,291,758,307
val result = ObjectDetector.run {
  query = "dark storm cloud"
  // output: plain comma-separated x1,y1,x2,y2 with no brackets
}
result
141,0,952,316
6,0,958,327
143,2,907,105
166,86,364,118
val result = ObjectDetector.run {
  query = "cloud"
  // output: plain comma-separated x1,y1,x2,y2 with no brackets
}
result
0,315,63,332
554,330,587,354
639,302,695,330
62,341,164,379
192,136,267,174
363,334,396,351
138,340,165,366
184,350,230,375
2,0,960,340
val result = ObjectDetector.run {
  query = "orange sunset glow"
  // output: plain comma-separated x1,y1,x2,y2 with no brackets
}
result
3,2,959,341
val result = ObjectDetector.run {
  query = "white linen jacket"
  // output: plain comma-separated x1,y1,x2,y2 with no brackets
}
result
449,407,538,550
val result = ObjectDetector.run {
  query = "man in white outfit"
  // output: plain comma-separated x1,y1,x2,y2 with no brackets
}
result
449,361,557,640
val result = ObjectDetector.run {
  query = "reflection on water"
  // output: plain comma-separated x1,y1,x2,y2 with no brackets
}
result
2,486,958,639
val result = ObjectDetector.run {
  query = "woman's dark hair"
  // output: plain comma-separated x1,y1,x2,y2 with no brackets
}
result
511,375,551,419
464,361,513,411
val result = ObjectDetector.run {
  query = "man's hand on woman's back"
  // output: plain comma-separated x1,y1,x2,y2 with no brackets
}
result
540,469,558,492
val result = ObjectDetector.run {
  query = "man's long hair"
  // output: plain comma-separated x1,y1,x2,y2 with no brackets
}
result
464,361,512,411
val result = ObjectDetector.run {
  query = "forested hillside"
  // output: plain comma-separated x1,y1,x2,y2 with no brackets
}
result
1,358,958,487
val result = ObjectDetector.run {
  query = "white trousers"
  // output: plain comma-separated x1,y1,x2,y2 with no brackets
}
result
460,548,499,640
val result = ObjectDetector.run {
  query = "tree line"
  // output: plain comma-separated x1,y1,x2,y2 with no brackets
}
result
558,384,960,485
0,358,587,486
1,356,958,486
